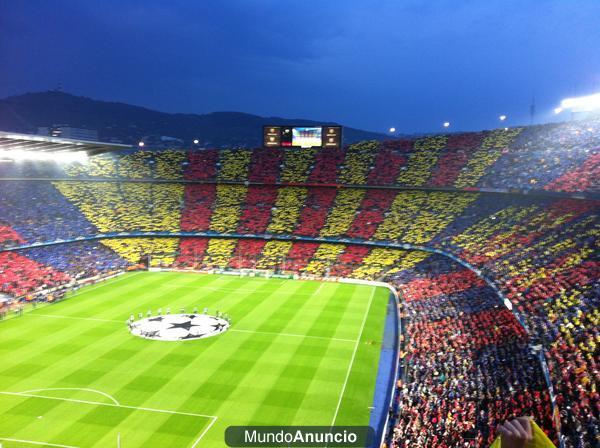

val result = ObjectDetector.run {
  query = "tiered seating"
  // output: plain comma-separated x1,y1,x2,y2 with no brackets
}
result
546,283,599,446
266,187,307,234
302,243,345,276
238,186,278,233
338,141,378,185
396,136,447,186
48,118,600,193
21,241,130,278
284,242,320,271
184,150,218,180
455,199,595,265
544,152,600,193
374,191,478,244
309,148,344,183
428,133,483,187
351,249,427,279
0,181,97,246
174,238,210,268
0,224,24,247
320,188,366,237
279,148,316,183
367,142,407,185
154,150,185,179
217,149,251,181
248,148,282,183
328,246,371,277
481,118,600,192
180,184,216,231
256,240,292,270
54,182,184,233
64,154,117,178
208,185,247,233
430,198,599,446
118,151,153,178
294,188,337,236
0,251,71,297
229,239,266,269
204,238,237,267
100,237,179,266
454,128,522,188
388,257,554,447
346,189,396,239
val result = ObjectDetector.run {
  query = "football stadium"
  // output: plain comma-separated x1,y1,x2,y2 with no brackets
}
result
1,2,599,448
0,118,598,447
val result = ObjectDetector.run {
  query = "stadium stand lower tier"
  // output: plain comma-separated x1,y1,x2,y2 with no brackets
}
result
1,232,597,447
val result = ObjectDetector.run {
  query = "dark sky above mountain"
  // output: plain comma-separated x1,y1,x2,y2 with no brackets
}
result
1,0,599,134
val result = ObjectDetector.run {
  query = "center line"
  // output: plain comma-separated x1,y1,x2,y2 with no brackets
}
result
27,314,356,343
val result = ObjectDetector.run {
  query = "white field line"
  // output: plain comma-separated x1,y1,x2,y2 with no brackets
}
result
64,271,143,300
189,416,218,448
0,437,79,448
330,287,377,427
28,314,356,343
172,285,317,296
0,391,217,419
0,391,218,447
19,388,120,406
29,314,122,324
315,282,326,296
228,328,356,343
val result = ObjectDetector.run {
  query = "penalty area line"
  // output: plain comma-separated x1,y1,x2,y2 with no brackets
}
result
19,388,120,406
190,416,218,448
228,328,356,343
0,391,217,419
0,438,79,448
0,391,218,447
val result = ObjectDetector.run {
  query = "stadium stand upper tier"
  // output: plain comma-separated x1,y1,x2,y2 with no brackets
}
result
0,118,598,194
0,117,599,448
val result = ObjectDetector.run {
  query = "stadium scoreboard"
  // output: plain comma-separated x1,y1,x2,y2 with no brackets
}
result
263,125,342,149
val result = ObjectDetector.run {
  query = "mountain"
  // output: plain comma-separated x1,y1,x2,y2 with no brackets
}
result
0,91,387,147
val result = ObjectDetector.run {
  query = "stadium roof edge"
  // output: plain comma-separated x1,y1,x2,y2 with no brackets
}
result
0,131,132,155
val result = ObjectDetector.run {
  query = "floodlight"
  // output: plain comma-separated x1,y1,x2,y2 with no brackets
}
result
138,141,145,147
389,127,396,133
443,122,450,128
554,107,563,114
0,149,88,163
499,115,507,121
193,139,199,144
560,93,600,112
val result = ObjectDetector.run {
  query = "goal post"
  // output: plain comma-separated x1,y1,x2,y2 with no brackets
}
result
239,268,273,278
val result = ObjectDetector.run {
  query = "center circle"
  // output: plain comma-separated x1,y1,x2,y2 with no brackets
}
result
129,314,229,341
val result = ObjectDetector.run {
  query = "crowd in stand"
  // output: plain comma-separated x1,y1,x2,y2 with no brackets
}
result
5,117,596,193
0,250,71,297
388,257,555,447
21,241,130,278
0,181,97,249
480,117,600,192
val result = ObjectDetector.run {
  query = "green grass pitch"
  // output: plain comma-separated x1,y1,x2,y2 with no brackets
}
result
0,272,390,447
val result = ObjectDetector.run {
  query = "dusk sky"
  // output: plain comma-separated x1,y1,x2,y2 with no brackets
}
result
2,0,600,133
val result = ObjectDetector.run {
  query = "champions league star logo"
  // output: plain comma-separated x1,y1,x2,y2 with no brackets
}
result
129,314,230,341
